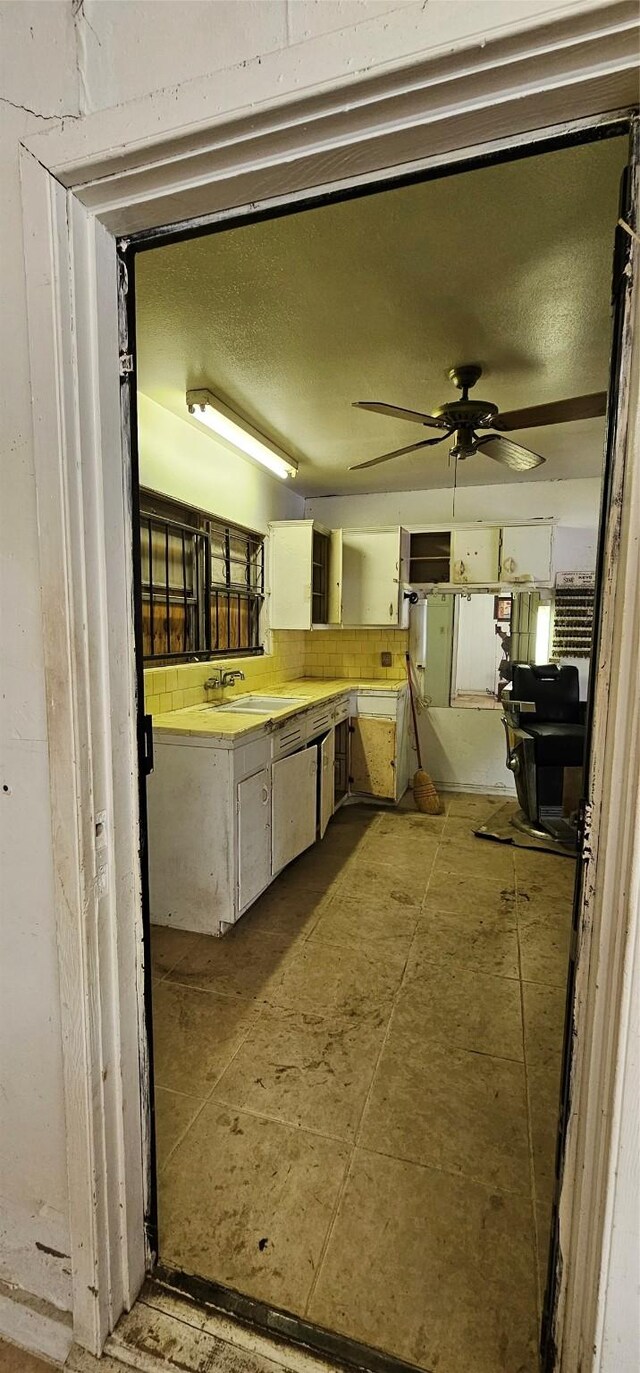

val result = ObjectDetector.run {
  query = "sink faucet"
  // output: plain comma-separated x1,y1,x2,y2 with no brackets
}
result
204,668,245,692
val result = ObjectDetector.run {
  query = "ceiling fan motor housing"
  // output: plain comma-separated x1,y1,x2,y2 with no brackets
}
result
432,398,499,427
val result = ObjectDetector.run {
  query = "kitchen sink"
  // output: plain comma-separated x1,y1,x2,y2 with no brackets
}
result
209,694,307,713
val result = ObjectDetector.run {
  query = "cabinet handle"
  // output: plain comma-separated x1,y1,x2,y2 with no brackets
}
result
261,786,269,804
389,602,393,618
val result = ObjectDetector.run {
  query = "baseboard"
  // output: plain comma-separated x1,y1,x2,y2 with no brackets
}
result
0,1279,73,1364
432,782,517,797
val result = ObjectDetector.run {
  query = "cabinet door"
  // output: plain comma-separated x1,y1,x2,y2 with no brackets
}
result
272,746,318,874
319,729,336,839
237,768,271,914
328,529,343,625
350,717,397,799
451,528,500,584
341,528,402,625
269,522,313,629
500,525,553,583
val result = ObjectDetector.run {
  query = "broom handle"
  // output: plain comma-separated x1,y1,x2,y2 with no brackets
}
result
405,652,423,771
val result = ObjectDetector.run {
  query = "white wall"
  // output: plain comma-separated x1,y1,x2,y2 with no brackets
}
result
305,476,602,529
414,706,515,796
0,0,631,1353
138,393,304,532
0,0,77,1317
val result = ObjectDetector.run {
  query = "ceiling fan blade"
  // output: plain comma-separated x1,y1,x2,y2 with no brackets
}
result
493,391,607,432
476,434,545,471
349,433,449,471
353,401,448,430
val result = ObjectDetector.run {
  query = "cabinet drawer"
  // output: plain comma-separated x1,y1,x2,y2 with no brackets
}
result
272,719,306,759
352,692,398,720
234,735,271,783
306,703,335,737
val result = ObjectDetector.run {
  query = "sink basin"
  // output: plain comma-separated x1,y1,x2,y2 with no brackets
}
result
209,694,307,714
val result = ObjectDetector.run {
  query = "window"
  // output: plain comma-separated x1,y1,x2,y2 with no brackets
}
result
139,491,264,662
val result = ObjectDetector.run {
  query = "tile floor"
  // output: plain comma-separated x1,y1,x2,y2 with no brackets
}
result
151,791,575,1373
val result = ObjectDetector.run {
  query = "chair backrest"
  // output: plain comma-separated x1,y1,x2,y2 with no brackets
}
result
512,663,580,723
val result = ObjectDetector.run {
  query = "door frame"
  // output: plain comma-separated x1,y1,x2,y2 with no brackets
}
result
19,5,639,1364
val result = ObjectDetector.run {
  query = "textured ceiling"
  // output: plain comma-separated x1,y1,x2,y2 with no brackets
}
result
136,135,627,497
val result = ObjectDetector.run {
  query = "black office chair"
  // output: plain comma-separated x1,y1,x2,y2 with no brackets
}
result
502,663,586,846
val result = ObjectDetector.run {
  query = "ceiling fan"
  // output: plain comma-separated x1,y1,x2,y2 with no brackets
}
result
349,365,607,473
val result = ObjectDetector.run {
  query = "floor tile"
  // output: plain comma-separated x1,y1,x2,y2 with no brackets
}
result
426,869,516,913
342,856,432,906
535,1197,555,1312
307,1150,538,1372
166,926,294,1003
152,980,259,1095
0,1341,59,1373
445,792,506,822
422,878,517,923
155,1086,203,1169
528,1054,562,1205
523,981,567,1069
515,851,576,901
364,826,441,866
517,888,574,924
435,838,516,882
212,1004,385,1141
150,924,201,979
395,964,523,1060
160,1103,349,1312
309,892,419,952
518,915,571,987
237,884,328,942
360,1037,530,1193
272,938,406,1021
412,909,519,978
376,811,447,838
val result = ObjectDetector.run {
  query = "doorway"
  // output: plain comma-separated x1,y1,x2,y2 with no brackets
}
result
125,128,630,1372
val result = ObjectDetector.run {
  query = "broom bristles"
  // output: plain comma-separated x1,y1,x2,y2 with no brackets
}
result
413,768,444,815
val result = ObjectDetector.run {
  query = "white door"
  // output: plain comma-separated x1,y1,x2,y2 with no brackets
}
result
319,729,335,838
341,528,401,624
451,527,500,584
237,768,271,914
269,522,313,629
500,525,553,584
272,746,318,874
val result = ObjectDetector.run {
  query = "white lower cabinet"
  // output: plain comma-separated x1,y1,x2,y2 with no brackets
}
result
271,745,318,874
237,768,271,915
149,685,409,936
349,688,409,802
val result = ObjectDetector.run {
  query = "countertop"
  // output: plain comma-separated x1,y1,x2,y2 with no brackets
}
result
151,676,406,744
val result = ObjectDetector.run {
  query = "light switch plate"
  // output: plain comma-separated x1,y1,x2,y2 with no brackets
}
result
381,651,392,667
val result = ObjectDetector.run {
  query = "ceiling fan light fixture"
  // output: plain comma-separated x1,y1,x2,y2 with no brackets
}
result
186,388,298,481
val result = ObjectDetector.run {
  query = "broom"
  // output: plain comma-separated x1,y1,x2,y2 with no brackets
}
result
405,652,444,815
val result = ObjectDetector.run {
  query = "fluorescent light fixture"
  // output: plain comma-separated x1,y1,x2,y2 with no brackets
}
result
186,389,298,480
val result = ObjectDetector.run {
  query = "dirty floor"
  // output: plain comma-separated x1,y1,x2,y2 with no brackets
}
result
151,792,574,1373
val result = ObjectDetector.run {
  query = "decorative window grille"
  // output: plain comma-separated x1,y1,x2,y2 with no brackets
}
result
139,491,264,662
551,580,595,660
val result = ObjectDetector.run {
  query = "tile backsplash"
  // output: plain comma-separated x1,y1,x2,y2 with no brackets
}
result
302,628,408,681
144,631,306,714
144,628,408,713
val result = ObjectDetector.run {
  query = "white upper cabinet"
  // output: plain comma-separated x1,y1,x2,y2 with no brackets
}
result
341,527,409,625
499,524,553,585
451,527,500,585
269,520,341,629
